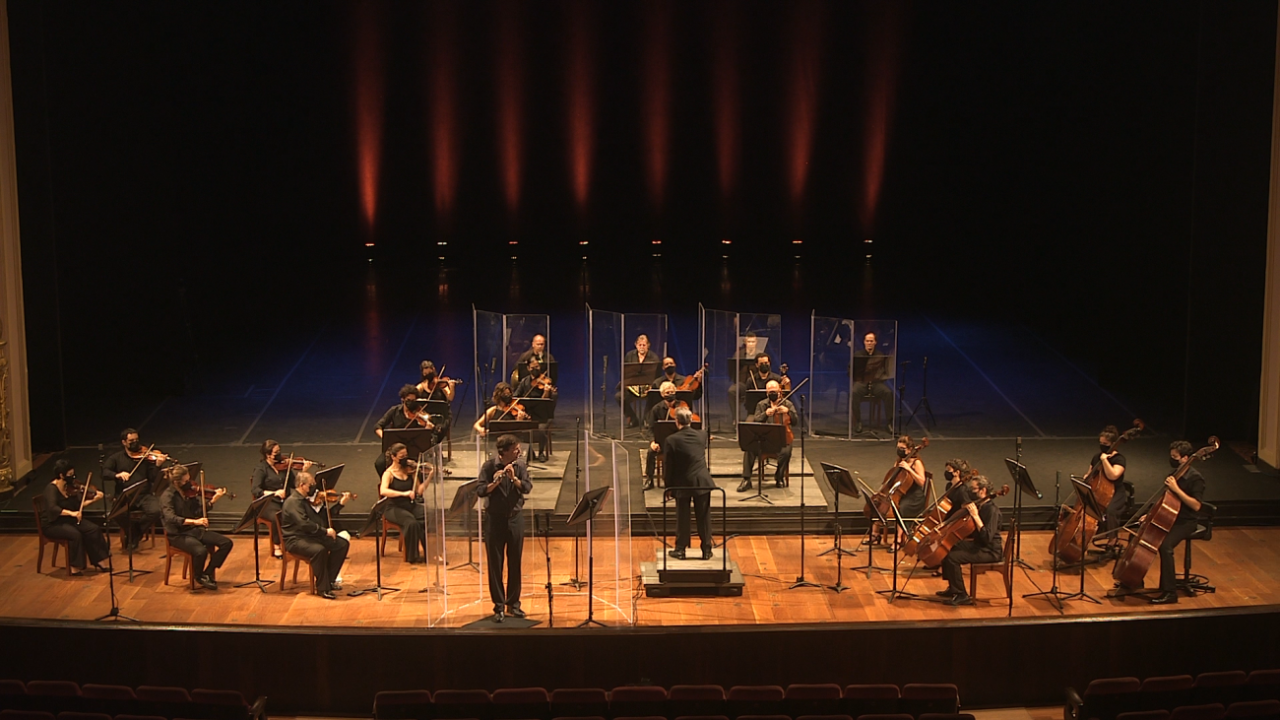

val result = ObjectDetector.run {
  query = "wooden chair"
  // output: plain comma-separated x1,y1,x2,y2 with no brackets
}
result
969,521,1016,599
275,516,315,593
380,515,408,559
32,496,70,574
161,526,195,590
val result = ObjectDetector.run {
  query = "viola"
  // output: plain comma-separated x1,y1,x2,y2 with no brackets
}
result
865,437,930,523
676,363,709,393
1049,418,1144,563
1113,437,1218,591
767,396,794,445
663,399,701,425
916,484,1010,567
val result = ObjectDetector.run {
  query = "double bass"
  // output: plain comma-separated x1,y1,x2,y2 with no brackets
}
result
916,484,1010,567
1049,419,1144,564
1112,437,1218,591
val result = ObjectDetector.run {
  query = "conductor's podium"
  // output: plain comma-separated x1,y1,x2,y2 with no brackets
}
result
641,545,746,597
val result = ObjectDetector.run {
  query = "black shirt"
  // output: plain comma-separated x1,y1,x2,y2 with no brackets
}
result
749,398,798,445
41,483,78,526
1172,466,1206,525
103,450,161,496
740,367,782,389
661,427,716,490
644,400,683,441
1089,451,1127,482
376,404,417,432
972,500,1002,551
476,459,532,519
852,350,892,384
250,460,289,502
160,486,205,536
280,491,341,541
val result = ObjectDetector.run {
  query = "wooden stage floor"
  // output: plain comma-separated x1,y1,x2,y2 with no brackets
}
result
2,527,1278,629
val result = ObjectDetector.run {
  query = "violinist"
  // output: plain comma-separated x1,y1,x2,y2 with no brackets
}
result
476,434,533,623
617,334,659,428
739,380,796,492
474,382,532,433
40,459,109,575
376,385,436,440
937,474,1002,607
378,443,431,564
643,381,684,491
514,333,556,385
1149,440,1206,605
102,428,164,551
251,439,314,558
160,464,232,591
515,357,557,400
415,360,456,446
729,352,782,416
281,470,351,600
1093,425,1132,539
852,332,894,435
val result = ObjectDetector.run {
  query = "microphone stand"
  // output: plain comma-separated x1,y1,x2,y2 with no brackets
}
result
95,445,137,622
539,511,555,627
561,418,586,589
789,393,820,590
1012,436,1034,571
1022,470,1068,612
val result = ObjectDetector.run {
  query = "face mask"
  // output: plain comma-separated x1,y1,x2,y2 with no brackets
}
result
758,363,770,373
127,441,141,452
1099,444,1111,454
1169,457,1182,469
65,473,76,482
665,367,676,376
405,400,420,412
500,392,513,404
896,447,909,459
272,452,282,462
664,395,676,404
768,392,780,401
424,371,436,380
944,470,955,482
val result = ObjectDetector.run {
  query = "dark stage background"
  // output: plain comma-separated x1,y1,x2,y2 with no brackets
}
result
6,1,1274,452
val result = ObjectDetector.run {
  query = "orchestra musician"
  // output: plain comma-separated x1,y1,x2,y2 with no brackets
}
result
1093,425,1132,546
658,357,704,400
281,470,351,600
937,474,1002,607
160,464,233,591
1149,440,1206,605
892,434,929,533
102,428,164,550
514,333,556,384
476,434,533,623
942,458,974,512
251,439,313,558
643,381,684,491
376,385,434,439
728,352,781,416
617,334,659,428
852,332,894,435
739,379,796,492
662,406,715,561
415,360,456,447
41,459,109,575
515,357,557,400
378,443,432,564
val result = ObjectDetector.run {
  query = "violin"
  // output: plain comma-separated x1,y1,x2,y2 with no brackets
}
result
916,484,1011,567
663,398,701,425
127,447,175,464
1113,437,1217,591
1049,418,1144,563
530,374,557,397
493,400,530,422
67,473,99,523
676,363,709,393
312,489,356,503
271,455,326,471
766,393,794,445
865,438,930,524
183,484,236,500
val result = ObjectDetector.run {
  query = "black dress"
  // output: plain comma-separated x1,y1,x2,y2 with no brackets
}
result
381,471,426,563
40,483,109,570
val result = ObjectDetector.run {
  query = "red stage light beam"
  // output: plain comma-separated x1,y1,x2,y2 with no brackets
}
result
861,1,904,233
566,0,596,210
429,2,460,219
642,0,672,212
711,0,740,201
353,2,385,237
786,1,824,208
496,0,524,214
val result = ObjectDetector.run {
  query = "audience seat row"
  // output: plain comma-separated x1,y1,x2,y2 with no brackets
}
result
372,684,961,720
1067,670,1280,720
0,680,264,720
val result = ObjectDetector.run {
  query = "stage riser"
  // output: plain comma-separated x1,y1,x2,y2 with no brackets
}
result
3,608,1278,716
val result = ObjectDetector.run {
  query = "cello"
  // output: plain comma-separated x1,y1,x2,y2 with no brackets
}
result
916,484,1010,567
864,437,929,542
1112,437,1218,591
1050,419,1144,564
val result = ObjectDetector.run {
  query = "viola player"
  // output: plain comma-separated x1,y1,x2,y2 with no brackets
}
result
251,438,312,558
160,464,232,591
739,380,796,492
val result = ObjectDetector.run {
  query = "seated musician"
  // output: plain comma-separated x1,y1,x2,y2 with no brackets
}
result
942,458,974,511
658,356,704,400
476,383,547,459
415,360,457,447
852,332,895,435
728,351,781,417
1094,425,1131,553
251,439,314,558
1150,440,1206,605
643,381,684,491
41,459,109,575
937,474,1002,607
376,385,434,439
892,435,929,532
739,380,796,492
160,464,233,591
513,333,556,385
102,427,165,551
281,470,351,600
515,357,557,400
616,334,659,428
378,443,432,564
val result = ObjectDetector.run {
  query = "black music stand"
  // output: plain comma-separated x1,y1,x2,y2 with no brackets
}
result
566,485,612,628
521,398,556,422
94,477,138,622
232,493,279,592
852,476,894,576
820,462,860,593
737,422,784,505
1004,452,1041,571
622,363,656,434
1062,476,1104,605
647,388,695,407
350,497,400,600
447,479,484,572
107,480,152,582
383,427,436,458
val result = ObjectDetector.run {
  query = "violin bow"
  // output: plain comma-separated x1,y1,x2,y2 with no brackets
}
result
126,443,158,479
199,470,208,519
76,472,93,524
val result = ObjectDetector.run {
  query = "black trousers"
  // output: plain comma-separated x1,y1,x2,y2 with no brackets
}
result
382,502,426,563
256,498,284,545
285,534,350,594
171,528,233,578
1100,483,1132,533
743,444,792,483
484,511,524,612
672,489,712,553
122,493,162,544
1158,521,1200,593
43,520,110,570
852,381,895,426
941,539,1002,594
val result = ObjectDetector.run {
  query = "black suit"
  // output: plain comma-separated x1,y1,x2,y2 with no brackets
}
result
662,426,715,553
280,491,349,595
160,487,233,580
476,459,533,612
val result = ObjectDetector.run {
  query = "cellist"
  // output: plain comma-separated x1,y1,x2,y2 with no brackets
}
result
937,474,1003,607
643,381,687,491
891,435,930,529
1149,440,1206,605
739,380,797,492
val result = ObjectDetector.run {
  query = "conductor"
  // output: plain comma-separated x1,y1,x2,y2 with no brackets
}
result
662,406,715,560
